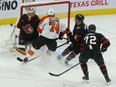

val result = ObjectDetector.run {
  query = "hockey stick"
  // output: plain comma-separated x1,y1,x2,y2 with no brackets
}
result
57,37,70,48
17,42,67,63
56,42,68,48
17,53,44,63
17,40,69,62
49,62,80,76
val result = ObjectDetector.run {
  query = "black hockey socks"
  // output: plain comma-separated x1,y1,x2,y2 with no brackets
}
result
99,63,111,82
81,62,88,74
80,62,89,80
62,48,71,56
64,51,77,65
66,51,77,61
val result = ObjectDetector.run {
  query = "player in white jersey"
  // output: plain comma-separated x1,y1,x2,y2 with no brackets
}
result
37,9,66,39
23,8,68,62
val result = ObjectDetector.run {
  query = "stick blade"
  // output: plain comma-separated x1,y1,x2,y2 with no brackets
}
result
49,72,61,76
17,57,23,62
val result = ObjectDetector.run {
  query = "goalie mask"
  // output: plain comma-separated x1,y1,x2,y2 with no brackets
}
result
87,24,96,33
26,7,35,19
47,8,55,16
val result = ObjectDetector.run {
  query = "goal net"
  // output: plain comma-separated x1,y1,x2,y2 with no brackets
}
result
20,1,71,28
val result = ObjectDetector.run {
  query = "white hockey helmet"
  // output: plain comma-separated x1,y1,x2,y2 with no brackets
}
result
47,8,55,16
26,7,35,18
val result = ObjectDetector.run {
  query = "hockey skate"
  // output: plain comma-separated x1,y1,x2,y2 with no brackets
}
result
64,59,69,65
105,77,111,84
103,74,111,84
82,71,89,81
57,54,64,60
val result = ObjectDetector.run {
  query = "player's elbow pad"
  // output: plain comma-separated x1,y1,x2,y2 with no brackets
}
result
104,41,110,48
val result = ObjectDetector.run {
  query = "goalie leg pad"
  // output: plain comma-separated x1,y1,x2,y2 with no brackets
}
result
27,49,34,56
15,47,26,55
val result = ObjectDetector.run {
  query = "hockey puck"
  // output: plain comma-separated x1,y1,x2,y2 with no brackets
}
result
10,24,13,26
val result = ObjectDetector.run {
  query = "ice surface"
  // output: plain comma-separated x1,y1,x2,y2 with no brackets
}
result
0,14,116,87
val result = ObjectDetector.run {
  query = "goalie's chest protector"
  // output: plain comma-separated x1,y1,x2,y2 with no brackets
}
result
18,14,40,39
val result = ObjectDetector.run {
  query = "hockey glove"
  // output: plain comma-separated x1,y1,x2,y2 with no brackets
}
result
101,47,107,52
67,31,72,38
59,33,64,40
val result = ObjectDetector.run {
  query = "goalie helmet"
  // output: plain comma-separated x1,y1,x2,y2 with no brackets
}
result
47,8,55,16
87,24,96,33
26,7,35,13
75,14,84,22
26,7,35,19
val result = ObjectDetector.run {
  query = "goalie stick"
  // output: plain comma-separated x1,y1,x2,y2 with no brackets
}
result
49,62,80,76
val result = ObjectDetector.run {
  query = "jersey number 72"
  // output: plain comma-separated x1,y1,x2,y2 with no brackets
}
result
84,35,96,49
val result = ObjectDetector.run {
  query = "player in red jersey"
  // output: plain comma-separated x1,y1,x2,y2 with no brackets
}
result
79,24,111,83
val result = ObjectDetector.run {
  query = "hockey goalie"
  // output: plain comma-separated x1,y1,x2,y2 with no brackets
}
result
13,7,41,60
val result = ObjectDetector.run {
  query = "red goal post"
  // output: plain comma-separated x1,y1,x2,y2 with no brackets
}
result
20,1,71,29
